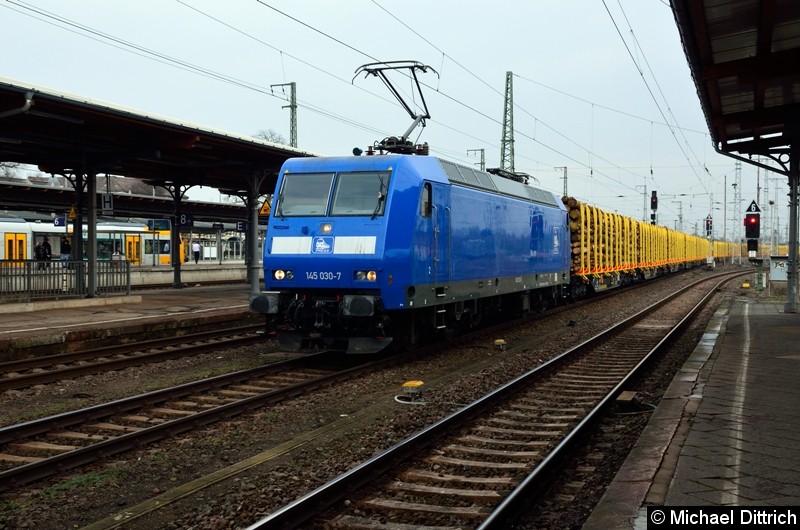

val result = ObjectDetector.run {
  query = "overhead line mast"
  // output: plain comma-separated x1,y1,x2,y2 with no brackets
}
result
500,71,515,172
489,72,533,185
270,82,297,148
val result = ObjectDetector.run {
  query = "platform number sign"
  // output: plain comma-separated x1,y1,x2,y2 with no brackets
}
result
178,214,194,227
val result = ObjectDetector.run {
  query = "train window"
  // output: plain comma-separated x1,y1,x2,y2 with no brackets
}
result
421,183,432,218
144,238,170,255
275,172,334,217
331,171,390,217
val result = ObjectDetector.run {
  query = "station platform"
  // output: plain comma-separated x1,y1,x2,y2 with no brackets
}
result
0,282,257,359
584,298,800,529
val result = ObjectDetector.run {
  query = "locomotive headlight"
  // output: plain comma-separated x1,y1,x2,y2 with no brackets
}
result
320,223,333,234
273,269,293,280
354,270,377,282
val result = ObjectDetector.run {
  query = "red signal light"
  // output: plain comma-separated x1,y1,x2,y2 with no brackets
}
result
744,213,760,238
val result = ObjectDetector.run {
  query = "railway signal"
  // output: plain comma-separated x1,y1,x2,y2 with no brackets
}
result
650,191,658,225
744,212,760,239
705,215,713,237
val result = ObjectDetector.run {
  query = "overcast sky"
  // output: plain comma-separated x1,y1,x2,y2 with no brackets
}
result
0,0,789,240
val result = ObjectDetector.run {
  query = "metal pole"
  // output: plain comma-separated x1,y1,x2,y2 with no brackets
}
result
785,146,798,313
723,175,727,255
468,149,485,171
671,200,683,232
271,82,297,147
735,181,742,264
555,167,567,197
248,171,266,302
636,183,646,221
87,170,97,297
171,187,183,289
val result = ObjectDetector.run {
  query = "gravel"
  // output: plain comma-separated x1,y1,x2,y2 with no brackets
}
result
0,269,746,530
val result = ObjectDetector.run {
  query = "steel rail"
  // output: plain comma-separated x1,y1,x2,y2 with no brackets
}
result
0,324,264,391
477,270,743,529
0,352,390,492
247,270,744,529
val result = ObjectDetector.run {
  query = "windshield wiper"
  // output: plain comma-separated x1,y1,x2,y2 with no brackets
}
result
371,176,386,220
276,193,286,220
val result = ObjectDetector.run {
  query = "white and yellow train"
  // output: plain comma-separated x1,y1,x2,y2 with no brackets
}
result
0,216,182,265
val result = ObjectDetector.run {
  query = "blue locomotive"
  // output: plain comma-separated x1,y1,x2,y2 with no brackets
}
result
250,153,571,353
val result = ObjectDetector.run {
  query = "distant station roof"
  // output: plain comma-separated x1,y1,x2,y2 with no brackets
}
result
0,180,248,221
0,77,316,195
672,0,800,175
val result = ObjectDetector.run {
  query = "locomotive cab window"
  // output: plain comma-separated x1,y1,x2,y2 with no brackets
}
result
331,171,390,217
275,172,335,217
420,183,432,217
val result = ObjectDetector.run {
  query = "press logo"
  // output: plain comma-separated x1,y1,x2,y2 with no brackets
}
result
312,236,333,254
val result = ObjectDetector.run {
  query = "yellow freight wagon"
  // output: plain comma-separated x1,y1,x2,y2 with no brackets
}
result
566,196,707,293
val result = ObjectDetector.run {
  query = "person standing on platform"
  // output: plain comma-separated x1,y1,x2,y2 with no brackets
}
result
34,242,44,269
60,236,72,267
41,236,52,268
192,241,201,264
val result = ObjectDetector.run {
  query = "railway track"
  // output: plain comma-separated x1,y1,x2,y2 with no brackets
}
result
0,271,692,495
0,324,265,391
0,352,396,492
249,270,744,529
0,269,691,394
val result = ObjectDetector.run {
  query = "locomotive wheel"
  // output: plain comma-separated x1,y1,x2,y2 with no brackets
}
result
396,309,437,350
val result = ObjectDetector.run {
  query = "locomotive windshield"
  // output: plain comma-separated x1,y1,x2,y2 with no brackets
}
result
331,171,389,217
275,171,390,217
275,172,334,217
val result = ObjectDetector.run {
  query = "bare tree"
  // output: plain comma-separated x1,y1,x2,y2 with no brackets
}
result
254,129,287,145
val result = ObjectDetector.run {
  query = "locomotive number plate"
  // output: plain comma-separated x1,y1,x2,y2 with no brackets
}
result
306,271,342,280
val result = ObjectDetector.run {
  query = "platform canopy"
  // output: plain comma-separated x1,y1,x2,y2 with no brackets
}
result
0,77,315,196
672,0,800,313
671,0,800,173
